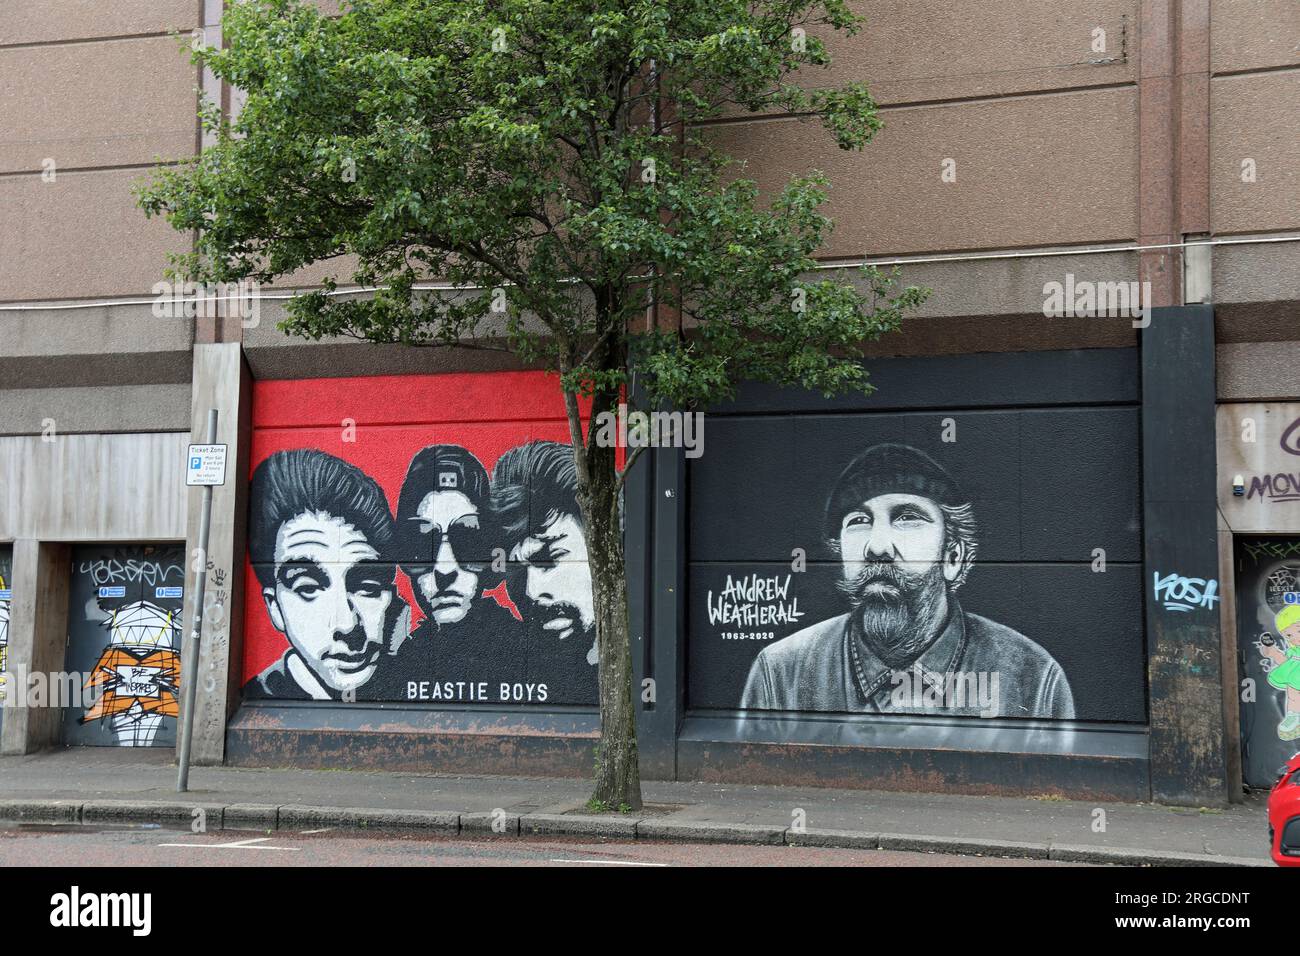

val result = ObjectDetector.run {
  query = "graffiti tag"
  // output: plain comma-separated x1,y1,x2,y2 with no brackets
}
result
1245,472,1300,504
1243,540,1300,562
1280,416,1300,456
79,558,184,588
1153,572,1219,612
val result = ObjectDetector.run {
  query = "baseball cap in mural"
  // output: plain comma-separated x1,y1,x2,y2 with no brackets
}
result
395,445,491,565
1276,605,1300,635
824,443,965,540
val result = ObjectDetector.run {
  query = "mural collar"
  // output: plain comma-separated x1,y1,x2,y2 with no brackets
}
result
845,601,969,707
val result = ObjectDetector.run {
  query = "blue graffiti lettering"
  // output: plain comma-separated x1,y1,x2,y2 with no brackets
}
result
1153,572,1220,612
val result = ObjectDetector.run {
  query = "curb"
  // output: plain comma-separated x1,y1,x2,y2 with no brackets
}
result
637,820,786,845
278,805,459,833
520,813,639,839
877,832,1050,861
1047,844,1267,868
0,798,1270,867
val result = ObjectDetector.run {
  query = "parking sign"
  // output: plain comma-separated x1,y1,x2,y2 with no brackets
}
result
186,444,228,486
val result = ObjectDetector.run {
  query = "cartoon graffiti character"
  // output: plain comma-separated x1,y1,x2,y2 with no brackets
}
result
81,601,182,747
740,443,1075,717
245,449,409,700
1262,605,1300,740
0,573,9,706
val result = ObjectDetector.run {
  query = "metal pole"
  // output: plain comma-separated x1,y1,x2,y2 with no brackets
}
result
177,408,218,792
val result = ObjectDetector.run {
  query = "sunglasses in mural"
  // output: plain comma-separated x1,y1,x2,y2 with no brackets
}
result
80,601,182,747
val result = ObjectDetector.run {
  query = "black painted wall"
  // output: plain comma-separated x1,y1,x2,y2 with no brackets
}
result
686,348,1147,725
1141,305,1228,805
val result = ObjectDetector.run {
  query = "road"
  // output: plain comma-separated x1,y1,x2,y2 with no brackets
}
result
0,822,1081,867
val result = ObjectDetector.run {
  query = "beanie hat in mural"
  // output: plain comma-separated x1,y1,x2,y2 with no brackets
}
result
824,443,966,541
1276,604,1300,634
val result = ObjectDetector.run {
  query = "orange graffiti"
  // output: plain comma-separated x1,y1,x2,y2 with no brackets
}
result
81,647,182,722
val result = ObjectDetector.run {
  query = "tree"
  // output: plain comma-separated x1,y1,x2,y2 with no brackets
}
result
139,0,928,810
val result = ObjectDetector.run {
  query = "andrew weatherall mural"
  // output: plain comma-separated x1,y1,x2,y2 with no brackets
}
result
690,393,1146,725
241,372,599,706
740,444,1074,718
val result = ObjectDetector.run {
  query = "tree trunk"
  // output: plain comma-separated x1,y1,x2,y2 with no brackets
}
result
580,419,643,811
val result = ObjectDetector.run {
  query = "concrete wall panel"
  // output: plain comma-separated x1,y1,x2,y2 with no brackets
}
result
1210,72,1300,235
0,0,198,46
0,36,198,174
1216,402,1300,533
1213,236,1300,312
706,87,1139,257
1217,341,1300,403
0,384,191,436
0,302,194,388
1210,0,1300,74
0,168,189,302
0,432,189,541
788,0,1136,107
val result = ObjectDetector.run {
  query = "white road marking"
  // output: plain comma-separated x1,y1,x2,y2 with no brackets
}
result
158,836,300,851
549,858,667,867
299,827,334,834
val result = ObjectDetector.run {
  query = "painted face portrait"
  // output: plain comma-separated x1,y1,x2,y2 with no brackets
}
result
836,493,963,665
408,489,486,626
396,445,494,635
263,511,395,694
510,512,595,642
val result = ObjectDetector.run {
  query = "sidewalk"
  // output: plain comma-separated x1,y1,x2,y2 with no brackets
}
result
0,748,1271,866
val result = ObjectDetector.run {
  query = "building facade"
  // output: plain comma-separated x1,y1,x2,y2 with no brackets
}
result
1,0,1298,806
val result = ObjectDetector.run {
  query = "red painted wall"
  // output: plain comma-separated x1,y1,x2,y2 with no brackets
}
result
241,370,588,685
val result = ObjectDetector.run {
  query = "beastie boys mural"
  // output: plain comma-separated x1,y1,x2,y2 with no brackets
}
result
244,371,1143,724
242,372,599,705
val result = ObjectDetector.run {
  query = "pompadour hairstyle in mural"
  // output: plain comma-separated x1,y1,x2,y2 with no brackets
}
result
245,448,405,701
741,443,1075,719
249,448,397,587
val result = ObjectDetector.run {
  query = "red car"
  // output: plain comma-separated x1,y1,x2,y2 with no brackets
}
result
1269,752,1300,866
